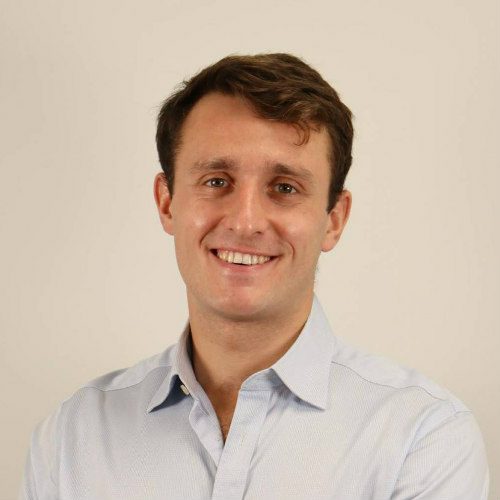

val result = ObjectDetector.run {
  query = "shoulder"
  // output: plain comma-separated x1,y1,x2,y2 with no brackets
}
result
329,335,470,429
38,344,177,433
21,346,177,498
328,336,489,495
81,344,176,393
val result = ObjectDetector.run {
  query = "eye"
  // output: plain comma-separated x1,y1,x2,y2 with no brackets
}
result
204,178,228,188
274,183,297,195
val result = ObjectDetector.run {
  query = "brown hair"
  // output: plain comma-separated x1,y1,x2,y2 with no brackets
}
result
156,53,354,212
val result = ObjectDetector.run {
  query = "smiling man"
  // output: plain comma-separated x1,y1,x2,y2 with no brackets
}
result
20,54,489,500
154,89,351,443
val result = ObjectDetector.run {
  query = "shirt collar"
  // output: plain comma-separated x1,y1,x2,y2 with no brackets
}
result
147,294,335,413
146,321,202,413
270,295,335,410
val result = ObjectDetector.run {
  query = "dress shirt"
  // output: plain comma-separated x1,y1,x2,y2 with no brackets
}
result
20,295,489,500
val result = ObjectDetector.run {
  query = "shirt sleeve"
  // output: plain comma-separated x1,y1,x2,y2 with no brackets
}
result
19,406,61,500
390,410,489,500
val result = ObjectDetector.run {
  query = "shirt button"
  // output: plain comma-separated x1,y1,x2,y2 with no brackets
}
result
180,384,190,395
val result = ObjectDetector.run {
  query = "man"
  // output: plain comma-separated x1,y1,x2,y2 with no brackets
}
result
20,54,489,499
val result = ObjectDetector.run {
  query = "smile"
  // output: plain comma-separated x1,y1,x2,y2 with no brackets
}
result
213,249,274,266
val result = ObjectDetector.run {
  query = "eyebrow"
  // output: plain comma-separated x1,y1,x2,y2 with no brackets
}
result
189,157,237,175
189,157,315,184
270,162,315,184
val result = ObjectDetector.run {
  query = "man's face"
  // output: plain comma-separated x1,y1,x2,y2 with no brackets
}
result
154,93,350,321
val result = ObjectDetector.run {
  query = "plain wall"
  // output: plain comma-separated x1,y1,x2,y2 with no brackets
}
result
1,0,498,498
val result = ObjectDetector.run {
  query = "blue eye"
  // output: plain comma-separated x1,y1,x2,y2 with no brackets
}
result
274,183,297,194
205,178,227,188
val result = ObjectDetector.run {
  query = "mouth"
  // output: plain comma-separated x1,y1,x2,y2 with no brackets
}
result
210,249,277,267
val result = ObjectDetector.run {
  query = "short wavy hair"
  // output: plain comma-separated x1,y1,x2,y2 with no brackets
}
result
156,53,354,212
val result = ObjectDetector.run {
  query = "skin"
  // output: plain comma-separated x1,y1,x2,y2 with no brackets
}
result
154,92,351,440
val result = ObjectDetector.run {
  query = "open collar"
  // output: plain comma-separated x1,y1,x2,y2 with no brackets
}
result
270,295,335,410
147,294,335,413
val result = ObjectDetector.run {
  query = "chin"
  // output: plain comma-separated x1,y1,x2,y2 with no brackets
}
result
209,293,270,321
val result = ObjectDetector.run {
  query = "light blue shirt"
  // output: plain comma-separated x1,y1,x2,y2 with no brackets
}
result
20,296,489,499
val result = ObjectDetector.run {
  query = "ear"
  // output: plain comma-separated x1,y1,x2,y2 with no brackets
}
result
321,190,352,252
153,172,175,235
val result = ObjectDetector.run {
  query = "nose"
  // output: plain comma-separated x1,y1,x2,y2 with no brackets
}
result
222,183,269,237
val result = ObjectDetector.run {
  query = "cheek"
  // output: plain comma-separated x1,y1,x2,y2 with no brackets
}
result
279,212,327,255
172,199,218,248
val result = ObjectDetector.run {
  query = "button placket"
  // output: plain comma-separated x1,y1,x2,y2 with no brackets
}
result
210,389,271,500
189,400,224,466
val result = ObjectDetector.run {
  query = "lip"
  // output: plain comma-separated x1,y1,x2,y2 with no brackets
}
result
209,248,278,272
210,247,277,258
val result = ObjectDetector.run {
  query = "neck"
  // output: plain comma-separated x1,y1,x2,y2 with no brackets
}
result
189,293,314,396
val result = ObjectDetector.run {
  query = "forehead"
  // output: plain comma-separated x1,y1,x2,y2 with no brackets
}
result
176,93,332,178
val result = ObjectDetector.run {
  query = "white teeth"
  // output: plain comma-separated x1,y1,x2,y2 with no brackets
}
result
215,250,272,266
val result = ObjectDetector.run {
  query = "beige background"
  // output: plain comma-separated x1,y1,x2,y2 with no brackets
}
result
1,0,498,498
